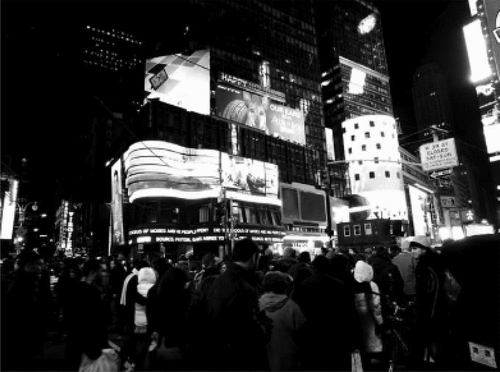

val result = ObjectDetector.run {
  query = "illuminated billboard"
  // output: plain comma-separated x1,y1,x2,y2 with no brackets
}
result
111,159,125,246
408,185,430,236
484,0,500,82
144,49,210,115
463,19,492,83
325,127,335,161
221,154,280,205
0,177,18,240
280,183,328,225
124,141,222,202
215,75,306,144
124,141,281,206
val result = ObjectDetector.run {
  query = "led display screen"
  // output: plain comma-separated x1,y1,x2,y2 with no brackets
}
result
124,141,280,206
144,49,210,115
325,127,335,161
483,122,500,154
111,159,125,246
216,84,306,144
0,178,18,240
300,192,327,223
281,187,300,220
124,141,222,202
329,197,350,231
463,20,492,83
484,0,500,82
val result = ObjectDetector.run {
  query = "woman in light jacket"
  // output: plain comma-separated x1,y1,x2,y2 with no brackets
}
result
352,260,384,369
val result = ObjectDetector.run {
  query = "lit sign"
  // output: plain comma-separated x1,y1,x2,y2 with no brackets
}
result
111,158,125,246
144,49,210,115
358,14,377,34
348,68,366,94
325,127,335,161
419,138,459,171
463,19,492,83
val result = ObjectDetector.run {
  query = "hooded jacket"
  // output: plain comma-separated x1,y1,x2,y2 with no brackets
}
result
135,267,156,327
259,292,307,371
353,261,384,353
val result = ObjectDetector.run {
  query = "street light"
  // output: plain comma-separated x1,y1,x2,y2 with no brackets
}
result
17,201,39,226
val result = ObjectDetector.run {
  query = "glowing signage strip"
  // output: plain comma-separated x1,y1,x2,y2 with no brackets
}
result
129,188,221,202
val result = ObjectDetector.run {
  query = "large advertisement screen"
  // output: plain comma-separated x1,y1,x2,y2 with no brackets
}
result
463,19,492,83
144,49,210,115
124,141,222,202
124,141,280,206
215,84,306,144
0,178,18,240
111,159,125,246
221,154,280,205
484,0,500,83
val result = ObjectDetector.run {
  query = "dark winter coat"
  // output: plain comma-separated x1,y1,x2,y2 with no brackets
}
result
206,263,271,371
370,251,404,302
293,269,357,371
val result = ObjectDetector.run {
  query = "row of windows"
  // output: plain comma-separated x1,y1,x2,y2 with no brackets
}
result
348,143,382,153
354,170,401,180
344,223,377,237
350,131,386,141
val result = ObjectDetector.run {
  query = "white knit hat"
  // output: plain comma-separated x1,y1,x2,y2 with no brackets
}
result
354,260,374,283
138,267,157,285
410,235,431,249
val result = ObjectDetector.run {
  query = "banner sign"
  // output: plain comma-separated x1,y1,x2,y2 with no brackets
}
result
419,138,459,171
111,159,126,246
216,83,306,144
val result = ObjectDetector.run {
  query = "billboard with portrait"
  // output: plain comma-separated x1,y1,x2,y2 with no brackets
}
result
111,159,125,246
144,49,210,115
216,84,306,144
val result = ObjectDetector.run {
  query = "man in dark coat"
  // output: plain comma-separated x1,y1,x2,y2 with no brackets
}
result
370,246,404,306
293,255,357,371
206,238,271,371
65,258,110,370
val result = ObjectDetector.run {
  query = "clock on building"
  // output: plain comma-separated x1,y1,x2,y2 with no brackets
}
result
358,14,377,35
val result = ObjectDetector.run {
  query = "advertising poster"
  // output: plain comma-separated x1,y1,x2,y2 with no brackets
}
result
329,197,350,232
484,0,500,83
111,159,125,246
144,49,210,115
0,178,18,240
325,127,335,161
408,185,428,237
124,141,222,202
216,84,306,144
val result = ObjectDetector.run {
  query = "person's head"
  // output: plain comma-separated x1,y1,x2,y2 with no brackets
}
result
82,258,104,286
354,260,374,283
311,255,331,274
133,259,149,272
298,251,311,264
138,267,157,285
374,246,391,261
409,235,431,260
201,253,217,270
231,238,260,270
262,271,292,295
283,247,297,259
156,267,189,297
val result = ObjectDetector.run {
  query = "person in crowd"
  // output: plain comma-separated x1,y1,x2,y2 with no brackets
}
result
388,245,401,260
364,247,374,264
126,266,157,371
55,258,82,338
293,255,357,371
146,267,191,371
370,246,404,314
330,253,352,284
259,271,307,371
108,257,127,332
64,258,109,371
118,260,150,368
2,250,52,371
392,239,417,303
206,238,272,371
193,252,219,291
410,235,450,368
276,247,298,273
257,247,274,273
352,260,384,370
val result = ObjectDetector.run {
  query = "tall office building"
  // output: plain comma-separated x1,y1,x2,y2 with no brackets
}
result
412,63,454,142
315,0,394,198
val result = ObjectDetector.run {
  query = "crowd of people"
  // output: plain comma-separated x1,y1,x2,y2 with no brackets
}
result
1,236,467,372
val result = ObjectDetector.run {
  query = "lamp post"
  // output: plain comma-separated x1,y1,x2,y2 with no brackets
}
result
17,201,39,226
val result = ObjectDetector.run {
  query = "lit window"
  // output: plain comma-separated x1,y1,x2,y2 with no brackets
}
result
365,132,370,138
344,225,351,237
351,135,355,141
369,171,375,179
369,121,375,127
381,131,385,137
355,174,360,181
365,223,372,235
349,148,352,154
354,225,361,235
385,171,390,178
354,123,359,129
376,143,381,149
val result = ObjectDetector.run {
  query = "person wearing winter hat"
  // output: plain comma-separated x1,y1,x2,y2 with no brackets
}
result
259,271,307,371
409,235,450,368
352,260,384,369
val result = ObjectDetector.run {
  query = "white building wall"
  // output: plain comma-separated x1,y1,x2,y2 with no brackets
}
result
342,115,408,220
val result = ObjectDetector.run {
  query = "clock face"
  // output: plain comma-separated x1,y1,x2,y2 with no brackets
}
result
358,14,377,34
